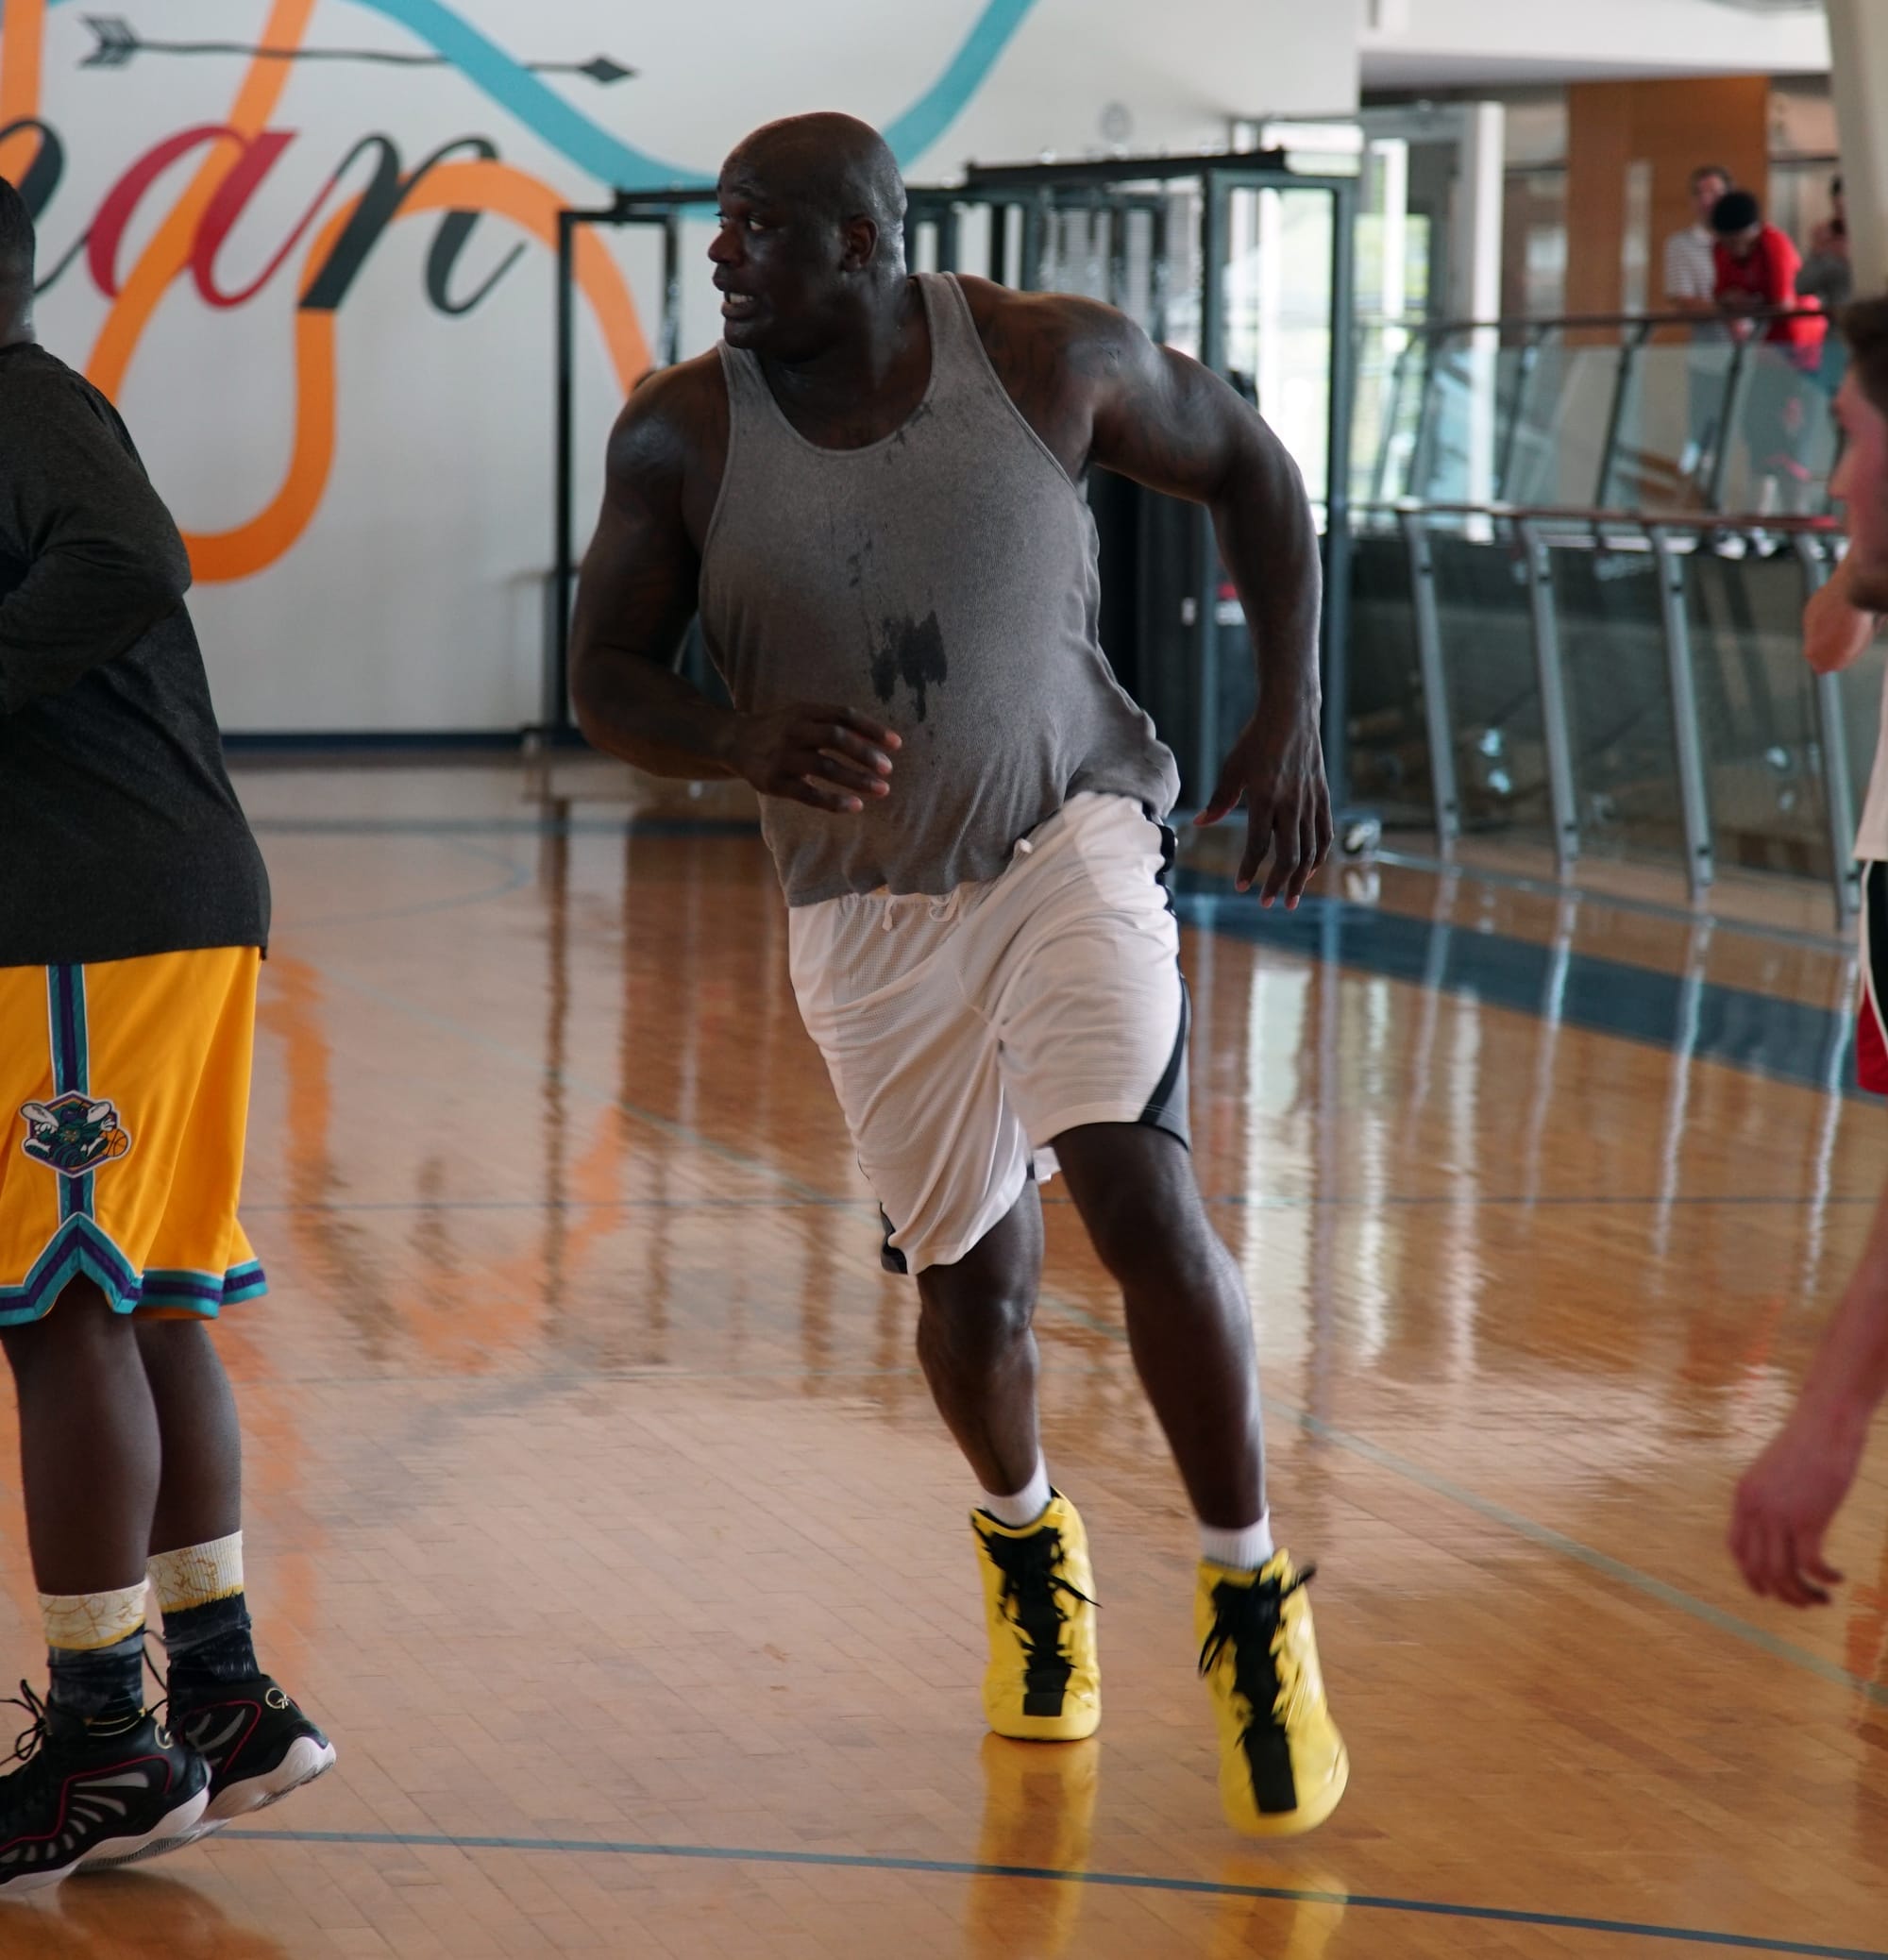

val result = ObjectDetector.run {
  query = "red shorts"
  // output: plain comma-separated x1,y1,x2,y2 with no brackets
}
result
1861,864,1888,1096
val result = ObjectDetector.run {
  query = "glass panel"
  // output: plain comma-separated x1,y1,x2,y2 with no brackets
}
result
1406,329,1524,507
1549,543,1687,859
1713,340,1841,517
1345,529,1432,828
1602,334,1733,511
1687,548,1834,878
1221,187,1336,509
1499,332,1631,508
1424,524,1550,840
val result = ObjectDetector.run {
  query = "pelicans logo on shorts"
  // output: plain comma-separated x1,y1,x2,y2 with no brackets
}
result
19,1095,134,1178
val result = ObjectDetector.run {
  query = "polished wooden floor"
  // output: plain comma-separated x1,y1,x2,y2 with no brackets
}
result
1,755,1884,1958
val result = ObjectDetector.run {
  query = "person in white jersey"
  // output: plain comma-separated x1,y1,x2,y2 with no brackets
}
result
568,114,1346,1836
1733,295,1888,1604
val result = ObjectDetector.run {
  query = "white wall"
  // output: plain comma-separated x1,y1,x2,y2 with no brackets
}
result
1362,0,1829,88
2,0,1362,733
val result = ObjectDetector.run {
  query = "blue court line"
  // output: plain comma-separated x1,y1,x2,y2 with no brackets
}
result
1172,880,1860,1102
25,0,1040,179
220,1830,1888,1957
1373,848,1851,956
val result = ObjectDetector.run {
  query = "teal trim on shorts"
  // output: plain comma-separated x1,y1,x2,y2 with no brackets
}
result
0,1224,265,1325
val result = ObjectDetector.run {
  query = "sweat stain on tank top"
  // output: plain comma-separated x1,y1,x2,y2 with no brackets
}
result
870,612,947,720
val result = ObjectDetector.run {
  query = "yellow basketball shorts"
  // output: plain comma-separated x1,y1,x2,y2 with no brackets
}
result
0,948,266,1326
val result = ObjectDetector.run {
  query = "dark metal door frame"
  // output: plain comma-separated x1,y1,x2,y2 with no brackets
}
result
963,153,1359,809
548,189,716,739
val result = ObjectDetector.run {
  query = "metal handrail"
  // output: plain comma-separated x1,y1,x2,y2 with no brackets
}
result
1353,499,1840,534
1357,305,1830,338
1354,498,1859,928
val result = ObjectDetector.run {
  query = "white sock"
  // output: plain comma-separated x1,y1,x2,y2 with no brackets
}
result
979,1457,1052,1529
148,1531,244,1616
1199,1512,1274,1571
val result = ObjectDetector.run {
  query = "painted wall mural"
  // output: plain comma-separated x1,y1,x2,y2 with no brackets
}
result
0,0,1352,729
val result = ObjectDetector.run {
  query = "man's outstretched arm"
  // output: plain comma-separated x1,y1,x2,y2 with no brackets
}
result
568,372,899,813
1073,303,1330,907
1731,1195,1888,1605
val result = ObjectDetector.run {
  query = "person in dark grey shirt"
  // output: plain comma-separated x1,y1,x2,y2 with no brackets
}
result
0,177,331,1887
0,312,269,968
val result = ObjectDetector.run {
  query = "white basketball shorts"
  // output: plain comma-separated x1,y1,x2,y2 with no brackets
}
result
787,793,1190,1276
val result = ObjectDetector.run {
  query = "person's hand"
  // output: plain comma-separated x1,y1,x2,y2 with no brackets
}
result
1728,1398,1867,1606
727,704,901,813
1194,700,1332,907
1804,566,1879,676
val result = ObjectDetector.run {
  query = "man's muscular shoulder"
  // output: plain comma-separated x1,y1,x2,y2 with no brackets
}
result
606,351,729,482
953,275,1141,474
604,350,729,542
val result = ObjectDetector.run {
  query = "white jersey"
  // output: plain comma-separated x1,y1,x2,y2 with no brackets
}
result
1664,226,1718,305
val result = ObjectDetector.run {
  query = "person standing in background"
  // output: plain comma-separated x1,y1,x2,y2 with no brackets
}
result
1799,176,1853,314
1667,164,1734,480
1799,176,1852,396
1667,163,1733,316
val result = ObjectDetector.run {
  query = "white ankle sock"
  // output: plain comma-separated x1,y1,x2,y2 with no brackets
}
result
1199,1512,1274,1571
980,1458,1052,1529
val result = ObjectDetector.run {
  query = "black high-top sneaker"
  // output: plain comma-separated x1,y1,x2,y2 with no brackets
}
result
0,1685,210,1897
172,1675,335,1823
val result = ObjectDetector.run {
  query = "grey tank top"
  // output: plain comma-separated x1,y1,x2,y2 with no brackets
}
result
699,272,1180,905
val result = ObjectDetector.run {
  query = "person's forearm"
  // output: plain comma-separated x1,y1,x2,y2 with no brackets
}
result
1797,1185,1888,1429
570,648,742,780
1209,429,1323,714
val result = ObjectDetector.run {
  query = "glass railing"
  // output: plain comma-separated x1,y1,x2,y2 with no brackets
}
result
1346,503,1868,927
1355,310,1844,519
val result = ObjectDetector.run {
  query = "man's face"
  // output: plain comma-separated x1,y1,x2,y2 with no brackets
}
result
708,153,858,362
1832,373,1888,610
1726,223,1762,262
1693,174,1728,226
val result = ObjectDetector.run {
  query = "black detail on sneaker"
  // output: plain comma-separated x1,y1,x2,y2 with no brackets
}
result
174,1676,333,1821
977,1522,1096,1718
1198,1564,1318,1816
0,1683,209,1891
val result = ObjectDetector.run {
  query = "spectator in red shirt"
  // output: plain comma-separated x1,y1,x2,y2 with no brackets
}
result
1710,189,1827,502
1711,189,1826,363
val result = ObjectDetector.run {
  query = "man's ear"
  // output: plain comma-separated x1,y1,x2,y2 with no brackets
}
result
841,215,880,274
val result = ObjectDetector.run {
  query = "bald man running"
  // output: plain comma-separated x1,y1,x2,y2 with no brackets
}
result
571,114,1345,1837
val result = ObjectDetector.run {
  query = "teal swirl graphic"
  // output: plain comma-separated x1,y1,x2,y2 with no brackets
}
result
16,0,1041,184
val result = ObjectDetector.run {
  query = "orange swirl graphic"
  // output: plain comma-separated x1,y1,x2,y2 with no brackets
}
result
0,0,45,169
189,161,650,583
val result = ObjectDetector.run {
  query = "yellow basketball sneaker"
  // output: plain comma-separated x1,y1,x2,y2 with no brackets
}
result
1196,1550,1347,1836
971,1493,1101,1741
